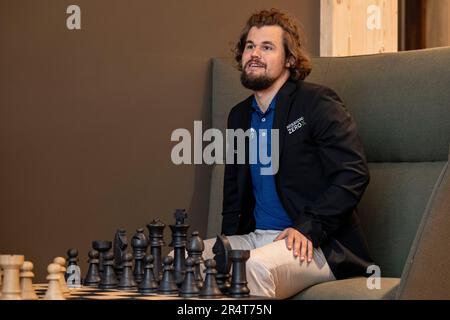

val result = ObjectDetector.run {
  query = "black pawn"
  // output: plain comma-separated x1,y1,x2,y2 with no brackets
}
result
179,257,200,298
65,248,80,281
228,250,250,298
158,256,178,295
118,252,137,290
199,259,223,298
83,250,101,286
187,231,204,289
66,248,79,266
99,252,118,289
139,255,159,294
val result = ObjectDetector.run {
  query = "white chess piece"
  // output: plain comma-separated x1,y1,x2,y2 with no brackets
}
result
0,265,3,298
53,257,70,294
20,261,38,300
0,254,24,300
44,263,65,300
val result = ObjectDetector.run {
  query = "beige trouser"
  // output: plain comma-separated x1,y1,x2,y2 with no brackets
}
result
201,229,336,299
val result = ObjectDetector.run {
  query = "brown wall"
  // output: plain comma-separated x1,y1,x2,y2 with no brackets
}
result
0,0,319,282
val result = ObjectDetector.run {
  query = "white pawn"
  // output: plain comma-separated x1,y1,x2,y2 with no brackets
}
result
44,263,65,300
20,261,38,300
53,257,70,294
0,266,3,298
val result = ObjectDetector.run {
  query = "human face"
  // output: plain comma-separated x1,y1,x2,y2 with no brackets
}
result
240,25,290,91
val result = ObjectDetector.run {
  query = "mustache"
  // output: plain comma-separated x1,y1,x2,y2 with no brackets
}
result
244,60,266,69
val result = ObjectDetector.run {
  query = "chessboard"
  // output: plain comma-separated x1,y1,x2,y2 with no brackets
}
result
32,284,263,300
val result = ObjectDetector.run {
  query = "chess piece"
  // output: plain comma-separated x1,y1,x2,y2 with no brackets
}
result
169,209,189,286
213,235,232,293
65,248,81,288
84,250,101,286
65,248,79,279
53,257,70,294
113,229,128,280
0,254,24,300
158,256,178,295
118,252,137,290
20,261,38,300
131,228,149,284
228,250,250,298
139,255,159,294
199,259,223,298
99,252,118,289
187,231,205,289
147,218,166,281
179,257,199,298
92,240,112,274
0,267,3,297
44,263,65,300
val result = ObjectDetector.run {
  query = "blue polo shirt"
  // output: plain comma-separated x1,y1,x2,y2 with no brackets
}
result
249,95,292,230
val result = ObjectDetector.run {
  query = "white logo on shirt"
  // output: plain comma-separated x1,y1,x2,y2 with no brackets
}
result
286,117,306,134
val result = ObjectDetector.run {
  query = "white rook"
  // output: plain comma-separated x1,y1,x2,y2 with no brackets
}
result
0,254,25,300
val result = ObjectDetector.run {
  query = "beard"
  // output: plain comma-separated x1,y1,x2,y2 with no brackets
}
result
240,70,276,91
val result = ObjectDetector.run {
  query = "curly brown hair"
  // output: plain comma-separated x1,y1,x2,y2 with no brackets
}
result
234,8,312,81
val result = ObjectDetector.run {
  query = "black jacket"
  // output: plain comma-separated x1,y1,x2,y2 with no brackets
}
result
221,78,374,279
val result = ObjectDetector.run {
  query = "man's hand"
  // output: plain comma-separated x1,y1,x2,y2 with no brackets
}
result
274,227,313,263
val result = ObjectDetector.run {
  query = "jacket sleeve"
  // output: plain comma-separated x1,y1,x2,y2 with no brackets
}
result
293,87,370,247
221,110,241,235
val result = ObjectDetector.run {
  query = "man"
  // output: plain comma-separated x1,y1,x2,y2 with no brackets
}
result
204,8,374,299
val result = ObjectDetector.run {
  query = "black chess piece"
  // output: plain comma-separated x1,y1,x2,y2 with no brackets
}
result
179,257,200,298
83,249,101,286
194,259,203,290
228,250,250,298
199,259,223,298
147,218,166,281
169,209,189,286
213,235,232,293
99,251,118,289
131,228,148,284
118,252,137,290
113,229,128,280
65,248,80,281
187,231,205,289
66,248,79,266
92,240,112,274
158,255,178,295
139,254,159,294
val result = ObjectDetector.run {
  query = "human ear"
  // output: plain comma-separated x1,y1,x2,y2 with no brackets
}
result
285,56,295,67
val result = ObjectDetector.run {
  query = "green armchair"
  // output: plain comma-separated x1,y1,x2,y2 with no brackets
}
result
207,47,450,299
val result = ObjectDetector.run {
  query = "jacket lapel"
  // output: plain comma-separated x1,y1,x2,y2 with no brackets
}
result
237,96,253,192
240,95,254,131
273,79,299,158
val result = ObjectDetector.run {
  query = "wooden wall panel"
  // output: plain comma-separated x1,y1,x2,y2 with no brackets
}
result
321,0,398,56
425,0,450,48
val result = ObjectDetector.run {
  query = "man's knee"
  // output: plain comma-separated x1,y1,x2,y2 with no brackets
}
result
245,255,272,276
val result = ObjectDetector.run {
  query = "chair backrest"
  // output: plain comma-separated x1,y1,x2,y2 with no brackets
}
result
207,47,450,281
